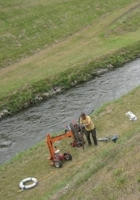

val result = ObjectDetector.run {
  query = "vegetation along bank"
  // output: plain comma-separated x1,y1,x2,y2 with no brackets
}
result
0,1,140,199
0,85,140,200
0,0,140,117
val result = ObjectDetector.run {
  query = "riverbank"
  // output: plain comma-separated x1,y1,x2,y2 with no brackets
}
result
0,85,140,200
0,0,140,117
0,1,140,199
1,58,140,165
0,43,140,119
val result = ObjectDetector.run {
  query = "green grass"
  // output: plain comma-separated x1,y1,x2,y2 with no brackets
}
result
0,0,136,68
0,86,140,200
0,0,140,113
0,1,140,199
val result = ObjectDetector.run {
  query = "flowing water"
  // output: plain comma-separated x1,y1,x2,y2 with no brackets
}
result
0,59,140,165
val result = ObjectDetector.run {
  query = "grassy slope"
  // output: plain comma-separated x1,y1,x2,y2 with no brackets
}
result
0,1,140,199
0,0,137,68
0,0,140,112
0,86,140,200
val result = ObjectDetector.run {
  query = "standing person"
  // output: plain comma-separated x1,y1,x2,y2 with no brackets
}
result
80,113,98,146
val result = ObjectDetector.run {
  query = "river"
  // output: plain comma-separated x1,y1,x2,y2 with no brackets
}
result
0,58,140,165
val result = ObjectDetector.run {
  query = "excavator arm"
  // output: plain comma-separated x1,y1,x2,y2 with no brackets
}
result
46,130,73,160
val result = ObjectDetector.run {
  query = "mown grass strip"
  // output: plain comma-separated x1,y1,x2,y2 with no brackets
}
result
0,0,136,68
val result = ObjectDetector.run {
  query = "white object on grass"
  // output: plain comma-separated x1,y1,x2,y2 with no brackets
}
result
125,111,137,121
19,177,38,190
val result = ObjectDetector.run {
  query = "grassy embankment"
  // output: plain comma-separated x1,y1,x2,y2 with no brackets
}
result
0,1,140,199
0,86,140,200
0,0,140,113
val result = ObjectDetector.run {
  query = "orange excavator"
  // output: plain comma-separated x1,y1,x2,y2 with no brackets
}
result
46,122,84,168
